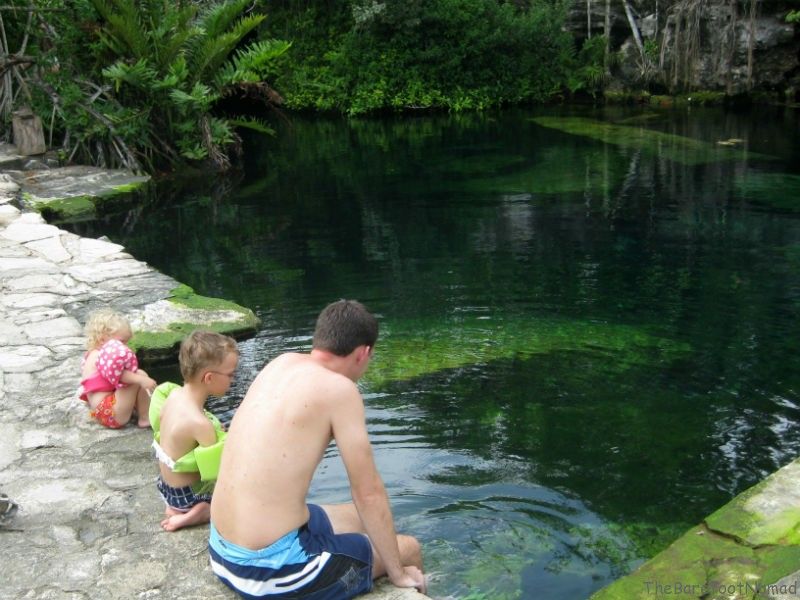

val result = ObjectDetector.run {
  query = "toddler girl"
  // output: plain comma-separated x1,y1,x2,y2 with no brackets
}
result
78,308,156,428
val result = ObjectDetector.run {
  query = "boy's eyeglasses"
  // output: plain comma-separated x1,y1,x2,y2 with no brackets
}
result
208,370,235,380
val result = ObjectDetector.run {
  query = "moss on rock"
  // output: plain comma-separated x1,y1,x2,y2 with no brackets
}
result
705,460,800,546
35,194,97,223
591,457,800,600
129,285,260,363
27,177,150,223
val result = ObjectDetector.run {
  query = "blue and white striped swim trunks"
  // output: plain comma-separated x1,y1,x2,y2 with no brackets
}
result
209,504,373,599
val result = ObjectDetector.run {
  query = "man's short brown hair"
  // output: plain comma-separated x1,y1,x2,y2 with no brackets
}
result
312,300,378,357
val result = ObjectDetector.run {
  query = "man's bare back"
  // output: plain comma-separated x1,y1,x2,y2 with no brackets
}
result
212,352,354,547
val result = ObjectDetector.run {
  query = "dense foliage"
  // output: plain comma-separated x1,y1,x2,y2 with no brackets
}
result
1,0,288,172
265,0,597,114
0,0,606,171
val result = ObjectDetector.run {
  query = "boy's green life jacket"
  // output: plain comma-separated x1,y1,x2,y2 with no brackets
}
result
149,382,226,484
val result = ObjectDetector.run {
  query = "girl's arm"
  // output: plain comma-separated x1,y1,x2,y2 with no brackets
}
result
120,368,157,392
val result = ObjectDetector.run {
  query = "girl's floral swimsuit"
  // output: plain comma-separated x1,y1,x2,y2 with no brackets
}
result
78,339,138,428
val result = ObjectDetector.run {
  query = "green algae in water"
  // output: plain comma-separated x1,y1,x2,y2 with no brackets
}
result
530,117,771,166
467,145,626,196
364,315,690,387
442,515,644,600
407,144,627,197
735,172,800,212
430,152,529,178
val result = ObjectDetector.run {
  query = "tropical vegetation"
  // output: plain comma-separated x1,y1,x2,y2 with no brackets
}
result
0,0,615,173
0,0,288,172
265,0,596,114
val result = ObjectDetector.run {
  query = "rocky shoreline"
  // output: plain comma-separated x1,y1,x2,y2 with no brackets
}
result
0,154,427,600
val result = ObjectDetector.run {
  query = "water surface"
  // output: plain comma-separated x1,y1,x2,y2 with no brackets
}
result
69,105,800,599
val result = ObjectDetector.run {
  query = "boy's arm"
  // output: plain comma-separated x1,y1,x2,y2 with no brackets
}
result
190,413,219,448
331,384,414,586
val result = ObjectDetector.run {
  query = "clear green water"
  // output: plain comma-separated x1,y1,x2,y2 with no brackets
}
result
69,105,800,599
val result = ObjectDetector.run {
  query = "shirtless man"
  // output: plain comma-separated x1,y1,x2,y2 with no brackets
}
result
209,300,426,599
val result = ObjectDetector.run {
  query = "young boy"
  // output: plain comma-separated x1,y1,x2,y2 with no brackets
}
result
149,330,239,532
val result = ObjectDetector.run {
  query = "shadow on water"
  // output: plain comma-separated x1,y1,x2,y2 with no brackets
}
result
64,105,800,599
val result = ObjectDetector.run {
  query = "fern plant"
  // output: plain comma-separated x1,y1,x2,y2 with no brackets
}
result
91,0,289,170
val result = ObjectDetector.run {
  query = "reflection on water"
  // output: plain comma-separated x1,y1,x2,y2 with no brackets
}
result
67,105,800,599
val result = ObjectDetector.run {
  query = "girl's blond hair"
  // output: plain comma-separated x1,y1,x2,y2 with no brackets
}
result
84,308,131,350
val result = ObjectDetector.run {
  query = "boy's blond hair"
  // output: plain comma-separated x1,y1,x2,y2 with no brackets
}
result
84,308,131,350
179,330,239,380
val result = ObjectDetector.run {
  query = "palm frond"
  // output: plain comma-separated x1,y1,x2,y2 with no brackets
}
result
154,56,190,90
208,116,236,146
150,7,200,70
187,14,266,84
199,0,254,39
91,0,148,58
216,39,291,87
170,82,218,113
228,117,276,136
103,58,158,92
177,140,208,160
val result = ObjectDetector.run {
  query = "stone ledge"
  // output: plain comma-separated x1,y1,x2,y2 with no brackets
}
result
590,456,800,600
8,164,150,223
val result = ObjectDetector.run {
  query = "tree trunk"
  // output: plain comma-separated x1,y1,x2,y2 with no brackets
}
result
746,0,757,89
12,106,46,155
604,0,611,74
622,0,647,65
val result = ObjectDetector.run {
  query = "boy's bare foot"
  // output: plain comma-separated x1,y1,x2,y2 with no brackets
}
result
160,502,210,532
137,418,151,428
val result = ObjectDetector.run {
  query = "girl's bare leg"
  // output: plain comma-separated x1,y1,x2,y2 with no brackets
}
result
112,385,139,425
135,386,151,427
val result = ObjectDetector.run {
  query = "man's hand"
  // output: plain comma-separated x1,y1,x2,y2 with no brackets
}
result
390,566,426,595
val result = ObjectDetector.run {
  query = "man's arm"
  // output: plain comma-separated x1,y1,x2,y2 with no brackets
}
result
331,384,407,582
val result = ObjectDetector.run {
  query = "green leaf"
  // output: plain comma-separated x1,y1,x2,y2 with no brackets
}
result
228,117,276,136
102,58,158,92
